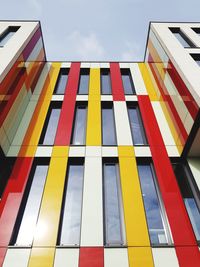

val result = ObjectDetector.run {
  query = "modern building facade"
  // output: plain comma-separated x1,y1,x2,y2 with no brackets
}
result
0,21,200,266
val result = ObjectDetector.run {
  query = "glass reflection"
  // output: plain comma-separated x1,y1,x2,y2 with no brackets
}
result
78,72,89,94
72,105,87,145
102,106,117,145
101,70,111,94
121,70,135,95
54,69,68,94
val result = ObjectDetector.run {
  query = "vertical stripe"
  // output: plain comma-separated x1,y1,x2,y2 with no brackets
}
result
28,248,55,267
104,248,129,267
110,63,125,101
55,62,81,145
54,249,79,267
128,247,154,267
2,249,30,267
79,248,104,267
176,246,200,267
188,158,200,191
118,146,150,246
130,63,148,95
86,68,101,145
152,248,179,267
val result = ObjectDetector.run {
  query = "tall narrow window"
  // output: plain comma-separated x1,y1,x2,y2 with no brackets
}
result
127,104,147,145
121,69,135,94
173,163,200,241
103,161,125,246
71,103,87,145
39,102,62,145
169,28,195,48
101,69,111,94
58,159,84,246
54,68,69,94
0,26,20,47
11,161,49,246
138,163,171,245
78,69,89,94
102,103,117,145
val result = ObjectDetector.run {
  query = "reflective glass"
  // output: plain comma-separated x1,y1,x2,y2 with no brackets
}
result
54,69,68,94
121,71,135,94
102,106,116,145
78,73,89,94
101,71,111,94
72,105,87,145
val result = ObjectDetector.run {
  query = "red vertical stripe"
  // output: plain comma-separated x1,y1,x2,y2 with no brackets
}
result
138,95,200,266
110,62,125,101
54,62,81,145
0,248,6,267
79,248,104,267
176,247,200,267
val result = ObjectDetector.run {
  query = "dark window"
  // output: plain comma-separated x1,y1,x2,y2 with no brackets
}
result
190,54,200,67
0,26,20,47
192,27,200,35
169,27,195,48
138,163,171,245
173,163,200,241
39,102,62,145
54,68,69,94
103,160,125,246
102,103,117,145
127,104,147,145
71,103,87,145
78,69,89,94
121,69,135,95
101,69,111,94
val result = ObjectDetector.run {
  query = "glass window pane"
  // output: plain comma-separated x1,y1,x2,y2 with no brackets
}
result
128,106,147,145
102,106,117,145
0,27,19,47
78,71,89,94
72,105,87,145
173,164,200,241
138,164,168,245
103,163,125,245
121,70,135,95
54,69,68,94
170,28,195,48
101,70,111,94
60,163,84,246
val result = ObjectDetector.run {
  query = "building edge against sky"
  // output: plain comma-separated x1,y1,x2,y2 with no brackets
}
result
0,20,200,266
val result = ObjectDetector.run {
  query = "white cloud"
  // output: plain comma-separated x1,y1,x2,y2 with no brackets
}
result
120,40,141,61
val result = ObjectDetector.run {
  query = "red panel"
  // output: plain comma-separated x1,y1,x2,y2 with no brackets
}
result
138,95,197,246
110,62,125,101
79,247,104,267
176,246,200,267
0,248,6,267
54,62,80,145
0,157,33,247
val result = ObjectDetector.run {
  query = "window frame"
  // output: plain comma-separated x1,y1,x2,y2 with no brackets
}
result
0,26,20,47
169,27,196,48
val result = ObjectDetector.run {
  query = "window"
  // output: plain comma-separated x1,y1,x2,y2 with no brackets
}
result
138,163,172,246
121,69,135,95
58,159,84,246
101,69,112,94
127,104,147,145
71,103,87,145
190,54,200,67
54,68,69,94
0,26,20,47
103,160,125,246
78,69,89,94
169,27,195,48
102,103,117,145
173,163,200,242
192,27,200,35
39,102,61,145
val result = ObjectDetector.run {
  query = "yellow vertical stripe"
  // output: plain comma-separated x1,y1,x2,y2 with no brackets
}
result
28,248,55,267
128,247,154,267
118,146,150,246
86,68,101,145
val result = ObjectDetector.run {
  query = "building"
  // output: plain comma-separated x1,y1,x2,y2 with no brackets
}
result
0,20,200,266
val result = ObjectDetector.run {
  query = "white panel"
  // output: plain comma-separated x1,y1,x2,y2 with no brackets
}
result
104,248,129,267
130,63,148,95
2,249,31,267
166,146,180,157
86,146,101,157
81,62,90,68
81,157,103,246
69,146,85,157
134,146,151,157
180,26,200,48
76,95,88,101
152,248,179,267
102,147,118,157
90,63,100,68
35,146,53,157
51,95,64,101
7,145,20,157
100,62,110,68
61,62,71,68
54,249,79,267
101,95,113,101
113,102,133,145
125,95,138,101
188,158,200,191
119,62,130,68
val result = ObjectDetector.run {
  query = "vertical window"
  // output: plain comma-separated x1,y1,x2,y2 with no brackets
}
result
169,28,195,48
54,68,69,94
101,69,112,94
173,163,200,241
0,26,20,47
71,103,87,145
39,102,61,145
103,161,125,246
78,69,89,94
102,103,117,145
121,69,135,95
127,104,147,145
138,163,171,245
58,159,84,246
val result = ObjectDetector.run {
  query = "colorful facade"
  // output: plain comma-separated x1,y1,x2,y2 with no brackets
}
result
0,21,200,266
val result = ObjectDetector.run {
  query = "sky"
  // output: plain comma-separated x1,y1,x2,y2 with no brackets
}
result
0,0,200,61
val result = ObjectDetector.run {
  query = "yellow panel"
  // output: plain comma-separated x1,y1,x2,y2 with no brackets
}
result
138,63,158,101
33,155,68,246
118,146,150,246
118,146,134,157
128,247,154,267
28,248,55,267
86,68,101,145
19,145,37,157
52,146,69,157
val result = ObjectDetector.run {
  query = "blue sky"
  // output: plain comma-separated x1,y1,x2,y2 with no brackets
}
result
0,0,200,61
